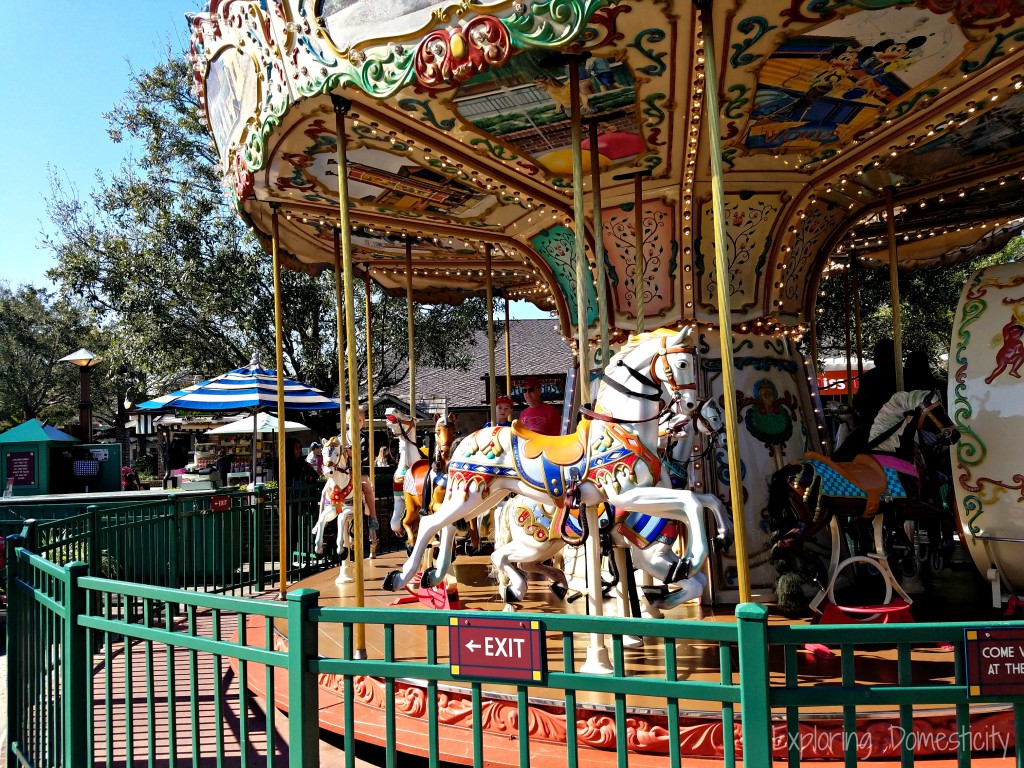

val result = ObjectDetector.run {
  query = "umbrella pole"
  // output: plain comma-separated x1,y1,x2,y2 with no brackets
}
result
699,3,751,603
333,95,367,657
271,205,289,599
251,408,257,485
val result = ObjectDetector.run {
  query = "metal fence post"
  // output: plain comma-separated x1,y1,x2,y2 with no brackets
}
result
167,494,180,589
87,505,99,575
736,602,772,768
63,561,90,768
286,588,320,767
6,533,25,762
254,485,266,591
21,518,37,552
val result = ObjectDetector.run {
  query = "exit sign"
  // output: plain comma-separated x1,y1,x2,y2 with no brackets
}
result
965,627,1024,697
210,495,231,512
449,616,546,683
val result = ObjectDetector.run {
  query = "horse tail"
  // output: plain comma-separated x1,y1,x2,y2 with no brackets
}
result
491,500,514,593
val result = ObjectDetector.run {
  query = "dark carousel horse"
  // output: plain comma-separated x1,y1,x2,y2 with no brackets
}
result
768,390,960,613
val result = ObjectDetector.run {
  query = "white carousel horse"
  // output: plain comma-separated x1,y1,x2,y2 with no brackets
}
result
382,327,718,601
311,436,354,558
385,407,422,538
398,412,459,550
491,396,732,613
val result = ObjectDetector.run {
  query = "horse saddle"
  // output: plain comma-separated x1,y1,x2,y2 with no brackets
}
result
511,419,590,465
804,451,889,517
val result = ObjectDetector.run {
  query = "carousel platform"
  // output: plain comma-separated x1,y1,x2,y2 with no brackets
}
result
237,549,1015,766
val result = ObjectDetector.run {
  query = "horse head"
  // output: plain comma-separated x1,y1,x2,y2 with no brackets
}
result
869,390,959,454
385,407,415,441
321,435,352,485
434,412,458,466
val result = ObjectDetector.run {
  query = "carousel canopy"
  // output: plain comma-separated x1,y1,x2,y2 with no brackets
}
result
189,0,1024,336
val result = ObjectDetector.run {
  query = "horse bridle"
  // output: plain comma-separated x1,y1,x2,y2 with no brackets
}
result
582,338,697,425
386,413,417,445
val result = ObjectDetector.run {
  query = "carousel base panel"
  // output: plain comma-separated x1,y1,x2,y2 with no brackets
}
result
237,550,1015,766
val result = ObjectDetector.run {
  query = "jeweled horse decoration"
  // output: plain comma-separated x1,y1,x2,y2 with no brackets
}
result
383,328,720,597
769,390,960,610
311,436,354,559
491,396,733,614
396,412,458,551
386,407,421,543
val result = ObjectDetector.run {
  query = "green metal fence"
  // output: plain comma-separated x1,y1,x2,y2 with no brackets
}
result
7,517,1024,767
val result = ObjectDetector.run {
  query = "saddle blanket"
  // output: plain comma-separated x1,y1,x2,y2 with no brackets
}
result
807,460,907,500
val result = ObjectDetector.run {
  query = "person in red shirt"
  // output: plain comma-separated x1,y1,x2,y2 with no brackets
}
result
517,377,561,435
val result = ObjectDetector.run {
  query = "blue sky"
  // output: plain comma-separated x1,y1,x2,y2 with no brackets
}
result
0,1,549,318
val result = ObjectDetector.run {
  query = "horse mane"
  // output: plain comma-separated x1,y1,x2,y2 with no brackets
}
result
868,389,934,451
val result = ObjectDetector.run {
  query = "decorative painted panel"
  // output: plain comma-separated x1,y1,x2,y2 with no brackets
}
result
694,193,782,315
949,261,1024,595
600,199,678,323
777,201,845,317
530,225,598,328
697,330,821,596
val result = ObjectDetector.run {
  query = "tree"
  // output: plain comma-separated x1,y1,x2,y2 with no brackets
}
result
810,236,1024,384
43,45,495,435
0,285,100,431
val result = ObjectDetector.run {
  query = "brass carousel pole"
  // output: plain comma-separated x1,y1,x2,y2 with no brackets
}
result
332,94,367,657
587,117,611,367
271,204,289,599
364,271,376,541
699,3,751,602
569,54,611,674
633,172,646,335
851,250,865,382
885,187,905,391
504,294,512,398
842,262,854,407
486,245,497,426
333,227,347,431
406,237,416,419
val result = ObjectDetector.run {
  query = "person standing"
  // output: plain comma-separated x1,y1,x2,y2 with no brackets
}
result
517,377,561,435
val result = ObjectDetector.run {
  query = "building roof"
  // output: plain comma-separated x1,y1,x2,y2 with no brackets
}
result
383,318,572,410
0,419,79,444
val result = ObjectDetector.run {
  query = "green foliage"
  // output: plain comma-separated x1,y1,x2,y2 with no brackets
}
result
40,45,496,434
811,236,1024,381
0,285,98,430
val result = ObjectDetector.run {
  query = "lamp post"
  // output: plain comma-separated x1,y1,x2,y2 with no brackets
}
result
59,348,101,443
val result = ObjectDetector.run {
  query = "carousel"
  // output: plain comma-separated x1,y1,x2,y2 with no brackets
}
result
188,0,1024,761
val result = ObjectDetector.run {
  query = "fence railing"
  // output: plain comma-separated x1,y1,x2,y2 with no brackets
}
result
7,512,1024,767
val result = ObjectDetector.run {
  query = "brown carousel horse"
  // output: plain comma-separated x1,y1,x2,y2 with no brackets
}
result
398,412,459,551
769,390,960,610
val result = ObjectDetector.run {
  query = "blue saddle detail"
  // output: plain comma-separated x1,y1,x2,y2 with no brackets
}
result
510,435,587,501
806,461,908,500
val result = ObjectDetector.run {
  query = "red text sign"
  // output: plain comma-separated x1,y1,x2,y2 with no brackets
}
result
210,495,231,512
449,616,545,683
966,628,1024,697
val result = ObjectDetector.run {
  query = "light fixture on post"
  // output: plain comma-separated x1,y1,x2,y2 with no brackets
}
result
58,348,101,443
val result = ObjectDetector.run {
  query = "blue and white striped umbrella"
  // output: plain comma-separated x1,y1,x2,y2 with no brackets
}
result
136,362,339,412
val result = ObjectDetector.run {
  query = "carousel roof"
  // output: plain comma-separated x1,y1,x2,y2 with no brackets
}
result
189,0,1024,335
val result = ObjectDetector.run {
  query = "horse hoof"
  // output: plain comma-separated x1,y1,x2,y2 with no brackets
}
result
550,583,568,601
666,558,692,584
382,571,403,591
421,569,438,589
338,547,350,561
504,586,519,604
406,545,414,556
714,533,734,553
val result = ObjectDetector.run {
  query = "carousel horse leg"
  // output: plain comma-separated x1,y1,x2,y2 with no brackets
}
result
336,508,355,584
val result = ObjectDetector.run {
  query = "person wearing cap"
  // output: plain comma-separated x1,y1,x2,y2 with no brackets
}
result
518,377,561,435
485,395,515,427
305,440,324,477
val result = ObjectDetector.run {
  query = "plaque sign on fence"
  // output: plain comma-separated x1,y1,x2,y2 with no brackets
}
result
965,628,1024,697
449,616,546,683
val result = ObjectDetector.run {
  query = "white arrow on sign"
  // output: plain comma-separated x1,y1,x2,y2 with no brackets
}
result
466,640,481,652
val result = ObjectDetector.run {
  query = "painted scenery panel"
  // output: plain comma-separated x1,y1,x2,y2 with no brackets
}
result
206,49,259,165
743,7,965,153
453,50,645,176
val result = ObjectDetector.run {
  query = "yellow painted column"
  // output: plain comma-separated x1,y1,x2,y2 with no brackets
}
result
587,118,610,367
333,228,347,435
364,270,376,520
504,294,512,397
699,5,751,602
486,246,497,425
332,95,366,657
270,205,289,599
406,238,416,418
